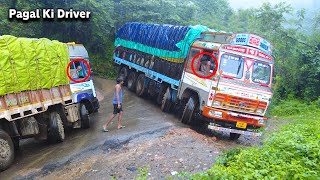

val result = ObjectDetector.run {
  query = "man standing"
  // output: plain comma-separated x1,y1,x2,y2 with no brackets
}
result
102,77,125,132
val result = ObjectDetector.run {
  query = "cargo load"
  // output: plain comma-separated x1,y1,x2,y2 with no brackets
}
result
115,22,215,61
114,22,220,80
0,35,69,96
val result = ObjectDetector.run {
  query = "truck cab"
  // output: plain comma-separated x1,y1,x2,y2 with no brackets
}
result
67,43,99,113
179,33,273,139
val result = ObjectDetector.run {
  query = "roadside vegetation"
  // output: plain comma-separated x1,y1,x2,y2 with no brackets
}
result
184,100,319,179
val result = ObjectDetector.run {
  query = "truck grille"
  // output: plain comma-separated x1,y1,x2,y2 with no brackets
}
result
214,93,267,113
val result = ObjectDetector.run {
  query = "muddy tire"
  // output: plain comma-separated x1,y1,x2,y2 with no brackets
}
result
47,111,65,143
118,66,128,84
156,84,167,105
230,133,241,140
135,74,146,97
0,130,14,171
181,96,199,125
80,103,90,129
160,87,172,112
127,71,137,91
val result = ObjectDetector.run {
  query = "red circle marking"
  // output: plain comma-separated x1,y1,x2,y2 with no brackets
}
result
66,58,91,83
191,52,218,79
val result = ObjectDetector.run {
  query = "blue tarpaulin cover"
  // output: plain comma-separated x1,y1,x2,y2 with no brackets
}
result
116,22,190,52
114,22,215,61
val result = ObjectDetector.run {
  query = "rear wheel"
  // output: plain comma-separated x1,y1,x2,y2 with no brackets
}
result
0,130,14,171
230,133,241,140
160,87,172,112
47,111,65,143
118,66,128,84
127,71,137,91
135,74,146,97
156,84,167,105
80,103,90,129
181,96,199,125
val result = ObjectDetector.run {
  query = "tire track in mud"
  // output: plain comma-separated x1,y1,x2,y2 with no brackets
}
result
14,126,172,180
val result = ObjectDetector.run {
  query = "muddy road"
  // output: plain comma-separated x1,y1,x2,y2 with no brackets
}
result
0,78,260,180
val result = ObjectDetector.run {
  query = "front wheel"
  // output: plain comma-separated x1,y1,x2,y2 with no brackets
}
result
47,111,65,143
80,103,90,129
0,130,14,171
181,96,199,125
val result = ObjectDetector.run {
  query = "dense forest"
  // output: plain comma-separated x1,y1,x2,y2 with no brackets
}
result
1,0,319,102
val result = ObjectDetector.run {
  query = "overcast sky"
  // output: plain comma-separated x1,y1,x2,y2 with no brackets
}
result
228,0,319,11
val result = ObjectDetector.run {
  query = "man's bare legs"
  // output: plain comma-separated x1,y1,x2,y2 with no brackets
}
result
103,113,116,130
117,111,123,129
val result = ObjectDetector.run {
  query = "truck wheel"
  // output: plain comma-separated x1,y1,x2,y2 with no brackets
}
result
230,133,241,140
118,66,128,84
47,111,65,143
80,103,90,129
156,84,167,105
160,87,172,112
181,96,199,125
127,71,137,91
135,74,146,97
0,130,14,171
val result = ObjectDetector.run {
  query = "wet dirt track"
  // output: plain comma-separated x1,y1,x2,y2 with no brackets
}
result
0,78,260,180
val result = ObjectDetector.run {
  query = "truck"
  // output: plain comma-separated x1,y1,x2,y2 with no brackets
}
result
113,22,273,140
0,36,99,171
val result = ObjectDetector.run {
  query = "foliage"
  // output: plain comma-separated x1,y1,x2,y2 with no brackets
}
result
136,165,149,180
186,101,320,179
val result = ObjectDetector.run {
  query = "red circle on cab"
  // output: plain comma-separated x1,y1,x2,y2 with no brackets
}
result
66,58,91,83
191,52,218,79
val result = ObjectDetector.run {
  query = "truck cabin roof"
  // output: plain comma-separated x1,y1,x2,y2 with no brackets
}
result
191,32,232,51
67,43,89,60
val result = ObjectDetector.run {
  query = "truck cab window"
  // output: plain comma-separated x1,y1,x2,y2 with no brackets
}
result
198,50,216,76
70,61,87,80
187,48,201,70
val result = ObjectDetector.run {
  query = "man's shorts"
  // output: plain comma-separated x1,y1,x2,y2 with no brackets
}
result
113,104,123,114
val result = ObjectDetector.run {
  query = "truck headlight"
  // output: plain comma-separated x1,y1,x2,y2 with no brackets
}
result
209,110,222,118
213,101,222,107
258,119,265,125
256,109,264,114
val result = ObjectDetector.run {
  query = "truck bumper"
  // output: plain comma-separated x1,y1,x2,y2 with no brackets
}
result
208,123,262,136
202,106,266,127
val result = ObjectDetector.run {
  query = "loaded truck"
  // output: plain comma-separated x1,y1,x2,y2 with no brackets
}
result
0,36,99,171
114,22,274,140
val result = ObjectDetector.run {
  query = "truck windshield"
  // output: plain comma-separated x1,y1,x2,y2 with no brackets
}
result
220,54,244,79
252,62,271,85
201,34,231,44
